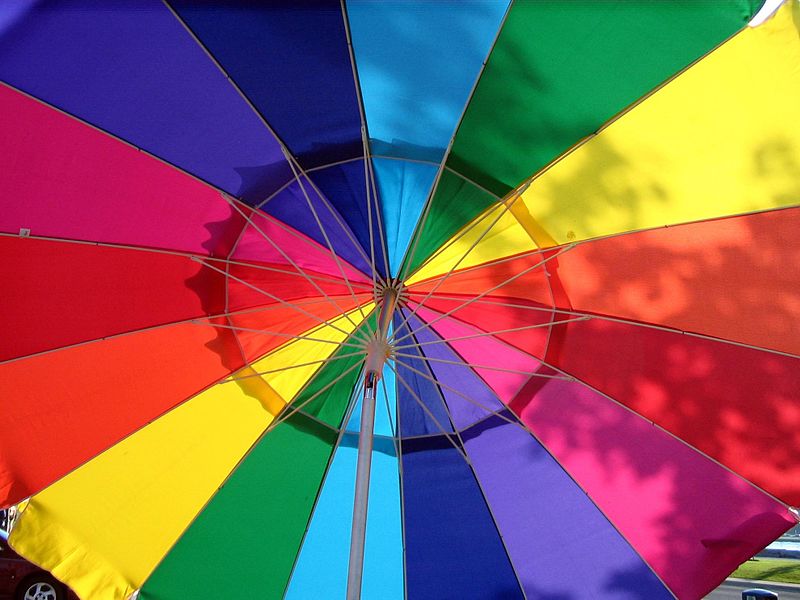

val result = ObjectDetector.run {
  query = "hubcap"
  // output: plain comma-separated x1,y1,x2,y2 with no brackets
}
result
24,581,57,600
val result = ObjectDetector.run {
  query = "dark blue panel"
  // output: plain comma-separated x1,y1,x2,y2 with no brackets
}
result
0,0,290,203
309,160,388,278
171,0,363,169
262,176,373,277
401,435,523,600
394,313,453,437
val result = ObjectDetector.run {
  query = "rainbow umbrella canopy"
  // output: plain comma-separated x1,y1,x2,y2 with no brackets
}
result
1,1,800,599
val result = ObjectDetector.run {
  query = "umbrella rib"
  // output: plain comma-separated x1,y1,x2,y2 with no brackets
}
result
533,355,794,513
430,383,530,599
0,80,241,202
392,316,588,351
393,352,569,380
0,231,370,291
391,356,537,434
218,194,372,344
340,0,392,284
365,150,393,281
194,320,365,350
386,360,468,461
223,351,364,383
404,242,553,287
408,292,800,362
267,361,364,432
195,258,369,341
392,245,574,346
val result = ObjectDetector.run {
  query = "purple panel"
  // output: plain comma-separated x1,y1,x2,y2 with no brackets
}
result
0,0,290,203
410,319,503,429
460,414,672,599
261,177,373,277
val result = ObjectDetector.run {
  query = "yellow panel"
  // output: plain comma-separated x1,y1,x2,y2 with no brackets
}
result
408,1,800,283
8,304,372,600
250,303,374,402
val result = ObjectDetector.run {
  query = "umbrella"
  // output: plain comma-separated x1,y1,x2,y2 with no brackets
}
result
1,1,799,599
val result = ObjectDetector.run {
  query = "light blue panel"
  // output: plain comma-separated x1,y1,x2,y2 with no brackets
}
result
347,362,397,436
373,158,437,276
347,0,509,162
285,434,404,600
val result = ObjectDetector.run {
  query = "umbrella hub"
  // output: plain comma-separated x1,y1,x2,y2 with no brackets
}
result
364,336,392,379
364,284,401,379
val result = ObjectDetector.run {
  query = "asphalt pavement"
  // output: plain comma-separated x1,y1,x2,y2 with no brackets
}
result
706,578,800,599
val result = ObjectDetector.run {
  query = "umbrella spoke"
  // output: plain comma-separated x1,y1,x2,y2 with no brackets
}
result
219,195,373,344
386,360,467,460
195,320,365,350
395,5,510,287
0,302,341,367
393,351,569,380
196,258,371,342
280,148,378,330
391,187,532,342
267,360,364,432
392,316,588,351
224,351,364,383
392,244,575,346
409,293,800,361
391,356,535,435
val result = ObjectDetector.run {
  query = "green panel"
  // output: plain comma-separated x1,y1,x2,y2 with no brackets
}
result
448,0,761,195
405,0,761,275
140,413,341,600
403,170,496,277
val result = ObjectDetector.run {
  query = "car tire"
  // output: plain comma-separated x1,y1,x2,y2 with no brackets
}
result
14,573,66,600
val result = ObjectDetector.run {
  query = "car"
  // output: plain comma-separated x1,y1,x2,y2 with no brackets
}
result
0,528,77,600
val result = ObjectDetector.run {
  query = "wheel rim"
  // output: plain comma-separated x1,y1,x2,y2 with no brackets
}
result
23,581,57,600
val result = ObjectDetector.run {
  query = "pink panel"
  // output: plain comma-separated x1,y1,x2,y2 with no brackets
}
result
512,377,795,599
0,84,244,255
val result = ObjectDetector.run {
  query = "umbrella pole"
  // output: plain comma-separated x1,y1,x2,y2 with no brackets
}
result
346,287,397,600
346,371,378,600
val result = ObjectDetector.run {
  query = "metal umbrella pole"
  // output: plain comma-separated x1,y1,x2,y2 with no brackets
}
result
346,286,398,600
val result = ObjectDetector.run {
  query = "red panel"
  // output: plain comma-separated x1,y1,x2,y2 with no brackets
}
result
0,237,230,361
0,320,244,507
548,318,800,505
